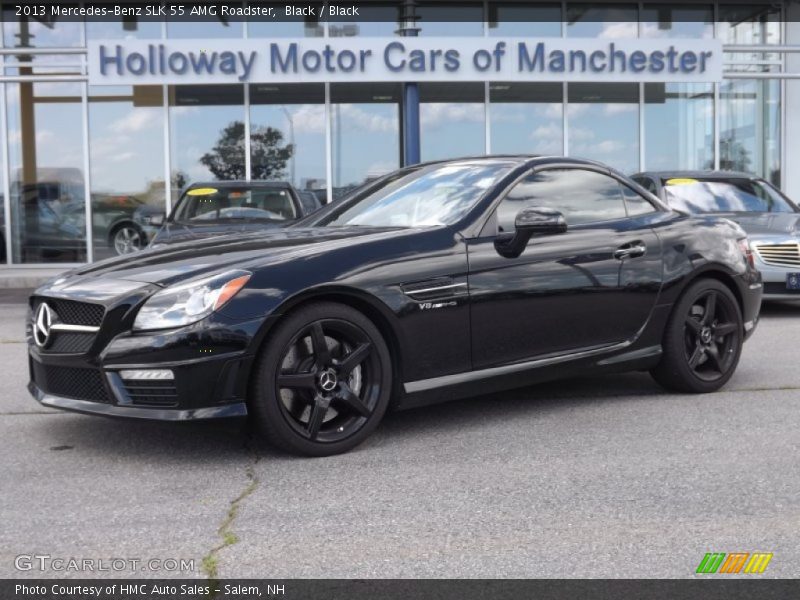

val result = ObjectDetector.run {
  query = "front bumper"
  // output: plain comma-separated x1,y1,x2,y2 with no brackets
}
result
28,348,254,421
759,268,800,299
29,381,247,420
27,310,269,421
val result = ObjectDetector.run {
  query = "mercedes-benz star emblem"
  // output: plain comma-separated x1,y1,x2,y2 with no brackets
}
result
318,369,338,393
33,303,53,347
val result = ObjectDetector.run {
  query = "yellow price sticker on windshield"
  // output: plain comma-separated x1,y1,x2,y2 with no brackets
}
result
186,187,218,196
666,178,698,185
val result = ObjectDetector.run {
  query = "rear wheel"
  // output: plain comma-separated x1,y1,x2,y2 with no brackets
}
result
651,279,743,393
250,302,392,456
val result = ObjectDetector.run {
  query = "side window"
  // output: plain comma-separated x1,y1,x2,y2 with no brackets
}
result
633,176,658,195
621,183,657,216
299,191,321,214
496,168,627,232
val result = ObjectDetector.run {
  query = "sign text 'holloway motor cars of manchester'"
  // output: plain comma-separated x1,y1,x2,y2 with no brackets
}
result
88,37,724,85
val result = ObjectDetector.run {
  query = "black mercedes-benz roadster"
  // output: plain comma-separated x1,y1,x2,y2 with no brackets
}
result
27,157,762,456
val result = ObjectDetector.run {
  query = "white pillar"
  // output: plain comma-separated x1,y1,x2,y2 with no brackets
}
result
785,4,800,197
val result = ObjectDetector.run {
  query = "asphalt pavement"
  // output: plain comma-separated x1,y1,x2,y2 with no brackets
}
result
1,296,798,579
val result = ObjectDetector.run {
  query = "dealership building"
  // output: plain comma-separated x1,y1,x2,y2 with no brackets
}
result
0,1,798,277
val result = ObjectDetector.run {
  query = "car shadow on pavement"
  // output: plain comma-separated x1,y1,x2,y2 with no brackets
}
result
375,371,664,446
30,367,731,460
37,413,274,463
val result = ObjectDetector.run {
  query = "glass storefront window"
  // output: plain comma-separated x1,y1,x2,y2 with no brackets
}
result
89,85,166,260
645,84,714,171
87,17,163,40
0,5,791,265
720,79,781,185
248,1,324,37
416,2,485,36
566,3,639,39
489,83,563,156
568,83,639,174
167,3,244,39
718,3,782,66
249,84,326,201
420,83,485,162
640,4,714,39
2,6,84,72
718,3,781,45
6,81,87,263
331,83,400,200
168,85,245,191
328,3,398,37
488,3,562,37
2,6,83,47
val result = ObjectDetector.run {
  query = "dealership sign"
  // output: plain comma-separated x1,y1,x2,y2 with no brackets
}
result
88,38,723,85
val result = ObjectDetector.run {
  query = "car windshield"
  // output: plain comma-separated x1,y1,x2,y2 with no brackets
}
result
173,187,297,223
663,178,796,214
321,162,515,228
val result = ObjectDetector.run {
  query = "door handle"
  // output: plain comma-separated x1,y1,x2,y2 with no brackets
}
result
614,242,647,260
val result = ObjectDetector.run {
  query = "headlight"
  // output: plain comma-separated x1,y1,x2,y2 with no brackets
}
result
133,270,251,331
137,212,165,226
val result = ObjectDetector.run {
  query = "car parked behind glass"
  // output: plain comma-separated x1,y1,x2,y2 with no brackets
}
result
149,181,309,248
632,171,800,300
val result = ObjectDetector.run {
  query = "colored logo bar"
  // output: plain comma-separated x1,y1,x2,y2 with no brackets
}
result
696,552,773,574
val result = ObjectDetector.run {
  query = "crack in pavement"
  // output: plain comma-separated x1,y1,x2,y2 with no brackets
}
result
201,432,262,593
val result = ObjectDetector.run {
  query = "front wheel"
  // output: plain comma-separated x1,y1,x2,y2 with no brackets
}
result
250,302,392,456
651,279,743,393
111,224,145,255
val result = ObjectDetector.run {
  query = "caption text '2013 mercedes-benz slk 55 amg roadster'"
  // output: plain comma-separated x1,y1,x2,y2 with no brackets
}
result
27,157,762,456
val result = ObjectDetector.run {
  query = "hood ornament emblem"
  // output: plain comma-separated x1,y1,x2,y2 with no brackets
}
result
33,303,54,347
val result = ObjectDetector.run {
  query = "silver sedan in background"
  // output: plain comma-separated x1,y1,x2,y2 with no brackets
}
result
632,171,800,301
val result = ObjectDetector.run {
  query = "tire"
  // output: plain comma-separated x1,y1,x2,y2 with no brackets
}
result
110,223,145,255
651,278,743,394
250,302,392,456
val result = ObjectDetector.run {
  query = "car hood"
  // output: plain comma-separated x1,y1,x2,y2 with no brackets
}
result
710,212,800,237
151,220,286,245
57,225,414,288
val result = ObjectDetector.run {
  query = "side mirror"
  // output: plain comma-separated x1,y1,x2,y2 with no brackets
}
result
495,207,567,259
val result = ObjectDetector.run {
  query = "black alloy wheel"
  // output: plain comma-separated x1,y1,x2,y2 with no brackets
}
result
683,289,740,381
651,278,743,393
251,302,392,456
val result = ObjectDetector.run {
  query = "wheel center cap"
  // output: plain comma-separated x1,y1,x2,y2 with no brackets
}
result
318,369,338,393
700,327,713,344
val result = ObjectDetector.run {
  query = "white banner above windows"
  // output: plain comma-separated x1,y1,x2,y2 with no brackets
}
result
88,38,723,85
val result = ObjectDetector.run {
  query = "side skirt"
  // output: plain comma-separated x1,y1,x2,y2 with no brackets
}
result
398,344,662,410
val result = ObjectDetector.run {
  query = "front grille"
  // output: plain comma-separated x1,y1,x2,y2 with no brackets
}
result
123,380,179,408
47,332,95,354
31,361,110,404
32,297,105,327
31,297,104,355
753,243,800,268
